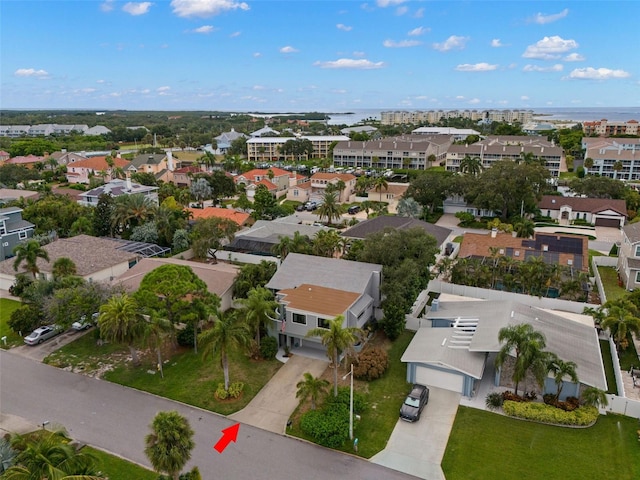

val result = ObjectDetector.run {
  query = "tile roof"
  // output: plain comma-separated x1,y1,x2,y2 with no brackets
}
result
241,168,290,178
537,195,627,215
278,283,361,317
310,172,356,182
6,155,45,165
66,156,131,171
187,207,251,226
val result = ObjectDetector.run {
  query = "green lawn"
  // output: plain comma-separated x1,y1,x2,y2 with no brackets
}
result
288,330,414,458
84,446,156,480
45,333,282,415
598,266,627,303
617,332,640,371
0,298,22,349
442,407,640,480
600,339,618,394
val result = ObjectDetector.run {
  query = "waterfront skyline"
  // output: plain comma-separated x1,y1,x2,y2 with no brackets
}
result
2,1,639,111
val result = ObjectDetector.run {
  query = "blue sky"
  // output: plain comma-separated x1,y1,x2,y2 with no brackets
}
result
2,0,638,111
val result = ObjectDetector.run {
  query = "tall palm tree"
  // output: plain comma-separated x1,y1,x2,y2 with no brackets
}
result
144,316,175,379
272,235,292,259
145,411,195,480
312,229,342,257
111,193,157,236
237,287,279,348
373,176,388,203
602,302,640,351
296,372,329,410
5,430,103,480
98,293,147,366
199,309,251,390
12,240,49,279
514,219,535,238
316,191,342,225
306,315,363,397
546,353,579,400
495,323,546,396
51,257,77,279
459,155,483,176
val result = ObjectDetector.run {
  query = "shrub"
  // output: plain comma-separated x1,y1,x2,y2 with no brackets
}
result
502,391,525,402
300,403,349,448
177,323,195,347
260,336,278,360
8,305,42,335
215,384,228,400
609,243,619,256
353,347,389,381
327,386,366,414
8,273,33,297
543,394,579,411
485,392,504,411
227,382,244,398
502,400,598,426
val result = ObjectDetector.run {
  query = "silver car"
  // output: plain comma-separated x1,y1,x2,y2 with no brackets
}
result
24,325,63,346
72,312,99,331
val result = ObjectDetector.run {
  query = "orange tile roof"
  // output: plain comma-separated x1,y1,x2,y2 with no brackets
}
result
187,207,251,226
242,168,290,179
67,156,131,170
311,172,356,182
257,178,277,190
278,283,360,317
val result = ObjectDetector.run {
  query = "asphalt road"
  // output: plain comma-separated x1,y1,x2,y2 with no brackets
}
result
0,351,417,480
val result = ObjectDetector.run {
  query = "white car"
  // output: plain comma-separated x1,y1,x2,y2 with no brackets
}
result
72,313,99,331
24,325,64,346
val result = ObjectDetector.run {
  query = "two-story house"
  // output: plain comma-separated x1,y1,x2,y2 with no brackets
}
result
265,253,382,355
126,153,171,182
617,223,640,290
65,156,131,184
0,207,36,260
77,178,159,207
235,168,291,196
287,172,356,204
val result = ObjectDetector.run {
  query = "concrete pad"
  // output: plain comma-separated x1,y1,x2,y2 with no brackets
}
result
371,387,460,480
0,413,38,435
230,354,328,434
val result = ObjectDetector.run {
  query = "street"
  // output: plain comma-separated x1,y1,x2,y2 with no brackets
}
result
0,351,417,480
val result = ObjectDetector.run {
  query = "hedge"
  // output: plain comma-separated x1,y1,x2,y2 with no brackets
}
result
502,400,598,426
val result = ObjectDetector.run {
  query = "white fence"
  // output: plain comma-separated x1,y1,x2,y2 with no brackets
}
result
609,335,625,397
591,255,618,305
605,395,640,418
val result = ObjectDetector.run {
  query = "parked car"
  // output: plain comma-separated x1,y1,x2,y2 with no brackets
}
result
72,313,99,331
24,325,64,346
296,204,306,212
306,201,318,211
399,384,429,422
348,205,360,215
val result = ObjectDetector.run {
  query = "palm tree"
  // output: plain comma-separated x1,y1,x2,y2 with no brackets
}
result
272,235,292,259
199,309,251,391
312,229,342,257
51,257,77,279
613,160,624,179
296,372,329,410
459,155,483,175
546,353,579,400
583,157,594,172
145,411,195,480
581,386,609,408
143,316,175,379
98,293,147,366
396,197,423,218
5,430,103,480
111,193,157,236
306,315,363,397
373,176,388,203
514,219,535,238
495,323,546,396
237,287,279,349
316,191,342,225
602,302,640,351
12,240,49,279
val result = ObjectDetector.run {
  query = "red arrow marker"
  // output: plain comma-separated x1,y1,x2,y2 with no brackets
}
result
213,423,240,453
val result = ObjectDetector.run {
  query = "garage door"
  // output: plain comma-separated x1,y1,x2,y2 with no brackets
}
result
595,217,620,227
415,365,464,393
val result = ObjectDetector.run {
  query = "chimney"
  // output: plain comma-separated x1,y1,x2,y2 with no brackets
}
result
167,151,174,171
126,173,132,191
491,227,497,238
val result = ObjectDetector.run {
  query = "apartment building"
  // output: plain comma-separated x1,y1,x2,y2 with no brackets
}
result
380,109,532,126
0,124,111,137
246,135,348,162
332,135,452,170
583,138,640,180
583,119,639,137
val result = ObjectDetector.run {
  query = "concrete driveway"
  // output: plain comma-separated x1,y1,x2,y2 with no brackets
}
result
230,354,328,434
11,328,93,362
371,387,461,480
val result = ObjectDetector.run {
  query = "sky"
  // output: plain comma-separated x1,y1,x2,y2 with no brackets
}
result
1,0,639,112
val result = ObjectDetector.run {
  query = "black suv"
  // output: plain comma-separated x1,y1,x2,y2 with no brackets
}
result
399,384,429,422
348,205,360,215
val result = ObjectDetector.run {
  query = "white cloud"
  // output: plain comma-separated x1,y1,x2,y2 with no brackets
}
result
521,95,530,100
468,98,481,104
141,89,151,94
76,88,97,94
193,25,214,34
455,95,465,100
280,46,299,53
100,0,114,12
122,2,153,16
455,63,498,72
331,89,348,94
414,7,424,18
230,31,241,37
157,86,171,92
14,68,49,78
564,53,585,62
376,0,406,6
433,35,468,52
314,58,385,69
171,0,249,18
383,39,421,48
252,85,265,91
491,39,504,47
96,79,106,84
523,64,563,72
569,67,631,80
253,52,261,57
336,24,352,31
523,36,578,60
395,6,408,15
529,8,569,25
408,26,428,36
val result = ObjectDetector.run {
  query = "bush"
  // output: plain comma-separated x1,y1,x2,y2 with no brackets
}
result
260,336,278,360
327,386,366,414
353,346,389,381
502,391,525,402
8,273,33,297
609,243,619,256
215,384,229,400
8,305,42,335
177,323,195,347
502,400,598,426
300,403,349,448
485,392,504,411
379,302,406,340
543,394,580,411
215,382,244,400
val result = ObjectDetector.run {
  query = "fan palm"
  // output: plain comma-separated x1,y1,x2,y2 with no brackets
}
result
546,353,579,400
296,372,329,410
236,287,279,348
145,411,194,480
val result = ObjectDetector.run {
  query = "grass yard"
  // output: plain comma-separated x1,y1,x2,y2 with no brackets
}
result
597,266,627,303
442,407,640,480
288,330,414,458
600,339,618,394
617,332,640,371
0,298,22,349
83,446,156,480
44,332,282,415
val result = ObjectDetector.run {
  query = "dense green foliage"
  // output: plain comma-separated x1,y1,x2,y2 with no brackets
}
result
502,401,598,426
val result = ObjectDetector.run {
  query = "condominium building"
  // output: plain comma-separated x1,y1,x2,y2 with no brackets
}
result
0,124,111,137
246,135,349,162
379,109,532,126
582,119,639,137
584,137,640,180
332,135,452,170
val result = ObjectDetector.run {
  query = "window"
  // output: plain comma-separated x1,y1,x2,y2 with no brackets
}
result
635,245,640,257
0,223,6,236
317,317,330,329
18,230,27,240
636,271,640,284
292,313,306,325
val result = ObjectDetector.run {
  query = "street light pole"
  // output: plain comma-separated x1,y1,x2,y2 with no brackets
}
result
342,363,354,441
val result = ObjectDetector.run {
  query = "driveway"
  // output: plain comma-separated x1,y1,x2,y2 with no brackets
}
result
230,354,328,433
371,387,461,480
11,328,93,362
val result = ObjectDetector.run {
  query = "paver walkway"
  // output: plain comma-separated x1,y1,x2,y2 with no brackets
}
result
230,354,328,434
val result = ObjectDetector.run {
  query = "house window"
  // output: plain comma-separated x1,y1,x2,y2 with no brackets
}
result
292,313,306,325
0,224,6,236
18,230,28,240
317,317,330,329
635,245,640,257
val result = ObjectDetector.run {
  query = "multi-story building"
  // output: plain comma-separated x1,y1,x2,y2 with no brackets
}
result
0,124,110,137
618,222,640,290
65,156,131,184
78,178,159,207
583,138,640,180
286,172,356,204
332,135,452,170
583,119,639,137
445,136,563,177
235,167,292,195
0,207,35,260
246,135,349,162
380,109,532,126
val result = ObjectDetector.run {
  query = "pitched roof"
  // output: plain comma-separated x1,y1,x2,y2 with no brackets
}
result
6,155,45,165
173,165,202,174
187,207,251,226
80,179,158,198
66,156,130,171
241,167,290,179
537,195,627,215
130,153,166,168
310,172,356,182
342,215,452,247
278,283,360,317
622,222,640,242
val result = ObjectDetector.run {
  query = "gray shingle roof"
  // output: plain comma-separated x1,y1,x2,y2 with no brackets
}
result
342,216,452,247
